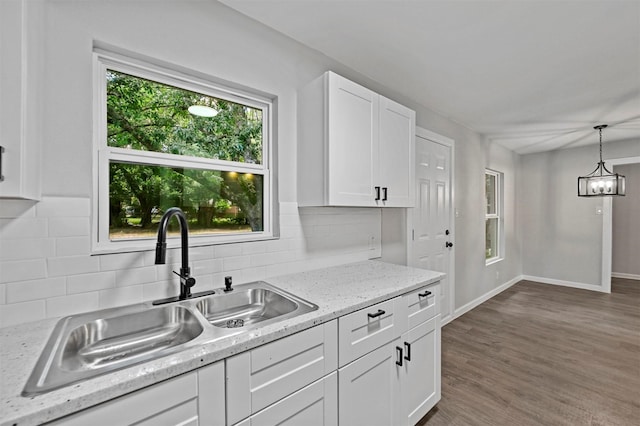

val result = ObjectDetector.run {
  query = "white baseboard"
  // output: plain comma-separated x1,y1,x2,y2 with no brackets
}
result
521,275,607,293
612,272,640,281
452,275,522,320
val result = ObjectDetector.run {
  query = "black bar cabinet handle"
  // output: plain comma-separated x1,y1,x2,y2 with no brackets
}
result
374,186,381,201
367,309,385,319
0,145,4,182
396,347,403,366
382,187,388,201
418,290,432,298
404,342,411,361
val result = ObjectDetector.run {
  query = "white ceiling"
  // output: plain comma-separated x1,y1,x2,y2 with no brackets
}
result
221,0,640,154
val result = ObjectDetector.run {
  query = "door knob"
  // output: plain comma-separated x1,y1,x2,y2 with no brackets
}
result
446,241,453,248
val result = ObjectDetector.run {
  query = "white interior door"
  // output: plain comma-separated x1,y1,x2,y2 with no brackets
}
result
410,129,454,323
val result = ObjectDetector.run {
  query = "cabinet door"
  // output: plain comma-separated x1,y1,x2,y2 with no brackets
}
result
338,338,402,426
326,72,379,206
378,96,415,207
401,315,441,425
241,372,337,426
198,361,226,425
227,321,337,425
0,0,41,200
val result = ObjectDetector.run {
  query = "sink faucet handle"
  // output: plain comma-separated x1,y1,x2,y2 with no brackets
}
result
172,270,196,288
184,276,196,288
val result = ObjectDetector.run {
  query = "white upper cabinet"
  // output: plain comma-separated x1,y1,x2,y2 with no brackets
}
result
0,0,43,200
326,73,379,206
298,71,415,207
379,96,415,207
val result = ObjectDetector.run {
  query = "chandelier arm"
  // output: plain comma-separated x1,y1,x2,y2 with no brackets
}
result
580,163,604,178
601,162,615,175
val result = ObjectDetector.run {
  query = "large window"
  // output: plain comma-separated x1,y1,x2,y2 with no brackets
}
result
485,169,502,264
93,51,273,252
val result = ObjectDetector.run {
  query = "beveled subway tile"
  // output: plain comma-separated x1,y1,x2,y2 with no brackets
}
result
6,277,66,303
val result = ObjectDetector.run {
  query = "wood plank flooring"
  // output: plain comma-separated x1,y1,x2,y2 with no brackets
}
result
418,278,640,426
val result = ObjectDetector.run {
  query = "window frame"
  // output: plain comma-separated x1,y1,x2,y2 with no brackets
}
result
92,49,275,254
485,169,503,265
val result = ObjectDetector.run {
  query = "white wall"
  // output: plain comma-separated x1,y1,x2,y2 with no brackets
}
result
0,0,384,328
612,163,640,277
520,139,640,290
0,0,522,328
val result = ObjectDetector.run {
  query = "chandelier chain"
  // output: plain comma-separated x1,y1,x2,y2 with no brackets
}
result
599,126,603,164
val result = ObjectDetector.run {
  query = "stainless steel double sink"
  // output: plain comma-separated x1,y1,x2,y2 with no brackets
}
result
22,281,317,396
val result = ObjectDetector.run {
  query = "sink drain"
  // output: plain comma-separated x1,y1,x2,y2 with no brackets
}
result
226,319,244,328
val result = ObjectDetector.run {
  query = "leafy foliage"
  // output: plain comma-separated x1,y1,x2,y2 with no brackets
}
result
106,70,264,236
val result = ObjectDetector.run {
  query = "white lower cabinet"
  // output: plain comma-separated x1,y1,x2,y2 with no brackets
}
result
338,338,403,426
337,283,441,426
235,373,338,426
49,361,225,426
226,320,338,425
400,315,441,425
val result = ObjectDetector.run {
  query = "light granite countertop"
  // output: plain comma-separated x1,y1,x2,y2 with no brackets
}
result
0,260,444,426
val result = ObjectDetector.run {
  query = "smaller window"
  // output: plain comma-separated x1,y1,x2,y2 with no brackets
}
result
485,170,503,264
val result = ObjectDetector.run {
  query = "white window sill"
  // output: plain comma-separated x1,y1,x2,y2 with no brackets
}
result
485,257,503,266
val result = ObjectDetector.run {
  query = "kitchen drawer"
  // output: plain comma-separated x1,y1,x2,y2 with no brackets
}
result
338,297,406,367
406,282,439,330
226,320,338,425
235,372,337,426
48,372,198,426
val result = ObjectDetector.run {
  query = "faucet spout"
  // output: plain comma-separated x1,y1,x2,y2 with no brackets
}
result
154,207,195,300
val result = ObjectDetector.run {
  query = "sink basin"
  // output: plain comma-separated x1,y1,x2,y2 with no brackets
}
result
22,305,203,396
22,281,317,396
196,282,317,328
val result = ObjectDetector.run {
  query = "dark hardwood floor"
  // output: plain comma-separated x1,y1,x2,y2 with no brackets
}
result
419,278,640,426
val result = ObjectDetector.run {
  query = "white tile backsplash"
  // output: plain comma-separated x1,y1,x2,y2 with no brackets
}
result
46,292,100,318
47,255,101,277
0,200,37,218
99,252,145,271
56,236,91,257
6,277,66,303
0,259,48,283
0,196,382,327
0,218,48,239
67,271,116,294
0,300,46,328
48,217,90,237
0,238,56,261
115,266,158,288
98,285,144,309
223,255,251,272
35,197,90,217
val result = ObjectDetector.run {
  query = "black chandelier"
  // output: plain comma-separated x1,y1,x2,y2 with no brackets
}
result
577,125,626,197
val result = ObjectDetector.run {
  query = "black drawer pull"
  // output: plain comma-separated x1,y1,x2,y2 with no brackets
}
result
418,290,432,298
367,309,385,319
374,186,381,201
404,342,411,361
382,187,388,201
396,346,403,366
